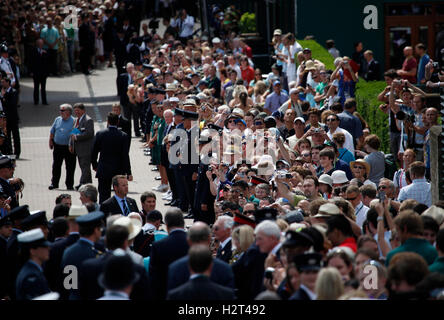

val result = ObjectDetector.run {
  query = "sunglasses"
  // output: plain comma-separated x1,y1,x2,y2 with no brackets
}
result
334,185,348,194
228,120,236,123
346,195,358,201
353,166,365,170
302,153,311,157
255,121,264,126
213,226,220,231
60,109,67,112
243,210,255,215
378,185,387,190
326,118,337,122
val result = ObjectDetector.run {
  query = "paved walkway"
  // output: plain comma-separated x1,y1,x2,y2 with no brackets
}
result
15,66,171,220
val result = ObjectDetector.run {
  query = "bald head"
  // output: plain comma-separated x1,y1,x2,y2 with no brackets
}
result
187,222,211,245
404,46,413,56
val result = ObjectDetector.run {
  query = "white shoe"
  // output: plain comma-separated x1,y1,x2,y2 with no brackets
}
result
153,184,169,192
162,190,172,199
164,194,172,201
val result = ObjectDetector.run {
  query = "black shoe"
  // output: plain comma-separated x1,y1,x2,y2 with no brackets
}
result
42,102,49,105
48,185,58,190
164,201,172,206
66,186,74,190
75,184,82,191
34,102,38,105
169,200,179,207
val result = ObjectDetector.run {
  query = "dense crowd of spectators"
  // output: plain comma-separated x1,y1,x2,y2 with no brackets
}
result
0,1,444,301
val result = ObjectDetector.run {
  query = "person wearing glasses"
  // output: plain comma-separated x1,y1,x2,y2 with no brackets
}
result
48,104,76,191
344,185,369,229
349,159,376,188
326,114,354,155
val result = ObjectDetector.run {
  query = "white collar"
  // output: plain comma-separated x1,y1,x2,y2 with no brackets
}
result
103,290,129,299
271,242,282,256
220,237,231,249
300,284,317,300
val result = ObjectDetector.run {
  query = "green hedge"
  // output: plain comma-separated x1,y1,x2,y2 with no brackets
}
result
355,79,390,153
297,40,335,70
297,39,389,152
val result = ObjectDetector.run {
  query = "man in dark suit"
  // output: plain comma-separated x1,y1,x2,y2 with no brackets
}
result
149,208,189,300
111,103,131,142
117,63,134,131
70,103,94,190
113,28,128,78
288,253,323,300
30,39,49,105
167,244,235,300
91,112,132,204
78,13,95,75
99,175,139,217
363,50,380,81
15,228,51,300
79,224,149,300
167,221,235,292
0,77,20,158
213,216,233,263
60,211,104,300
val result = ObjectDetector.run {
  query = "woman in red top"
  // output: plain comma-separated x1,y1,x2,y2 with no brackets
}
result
240,56,255,88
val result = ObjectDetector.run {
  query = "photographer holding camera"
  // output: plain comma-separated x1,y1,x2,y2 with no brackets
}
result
389,79,427,161
170,9,195,45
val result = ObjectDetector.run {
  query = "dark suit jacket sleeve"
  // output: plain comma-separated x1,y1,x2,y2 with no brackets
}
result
91,132,101,170
148,242,161,298
76,117,95,142
129,198,139,212
121,133,132,175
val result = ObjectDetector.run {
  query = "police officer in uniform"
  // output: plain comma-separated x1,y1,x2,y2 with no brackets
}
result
194,129,216,225
0,213,12,299
170,106,199,218
0,155,19,209
5,205,30,298
60,211,104,300
15,228,51,300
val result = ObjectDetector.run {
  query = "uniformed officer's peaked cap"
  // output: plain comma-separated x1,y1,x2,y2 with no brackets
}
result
8,205,30,221
174,108,185,117
182,110,199,120
21,210,48,229
0,155,15,169
253,207,278,224
0,213,12,227
17,228,50,248
292,253,323,272
75,211,104,226
283,229,314,248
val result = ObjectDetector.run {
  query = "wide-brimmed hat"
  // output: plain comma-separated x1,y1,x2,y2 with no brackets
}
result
68,205,89,219
350,159,371,177
113,216,142,240
318,174,333,188
331,170,349,184
422,205,444,226
304,60,317,71
313,203,341,219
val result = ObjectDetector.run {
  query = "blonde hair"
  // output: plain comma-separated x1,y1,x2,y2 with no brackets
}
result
315,267,344,300
233,85,248,100
276,219,289,232
254,81,267,95
231,225,255,252
338,289,369,300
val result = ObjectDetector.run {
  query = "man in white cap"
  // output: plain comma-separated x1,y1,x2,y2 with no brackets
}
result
15,229,51,300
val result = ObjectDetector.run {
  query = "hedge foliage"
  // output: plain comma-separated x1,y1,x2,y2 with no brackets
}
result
297,40,335,70
297,39,389,152
355,79,390,153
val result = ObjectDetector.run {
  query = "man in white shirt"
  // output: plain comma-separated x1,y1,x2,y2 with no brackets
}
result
171,9,195,43
325,114,354,155
345,185,369,229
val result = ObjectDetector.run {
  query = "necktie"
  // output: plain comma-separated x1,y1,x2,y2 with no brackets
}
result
122,199,130,216
75,118,80,128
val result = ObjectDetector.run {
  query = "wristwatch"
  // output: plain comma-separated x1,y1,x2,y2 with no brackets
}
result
377,216,384,222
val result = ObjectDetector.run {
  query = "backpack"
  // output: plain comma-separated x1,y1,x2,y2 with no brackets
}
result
384,153,398,180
